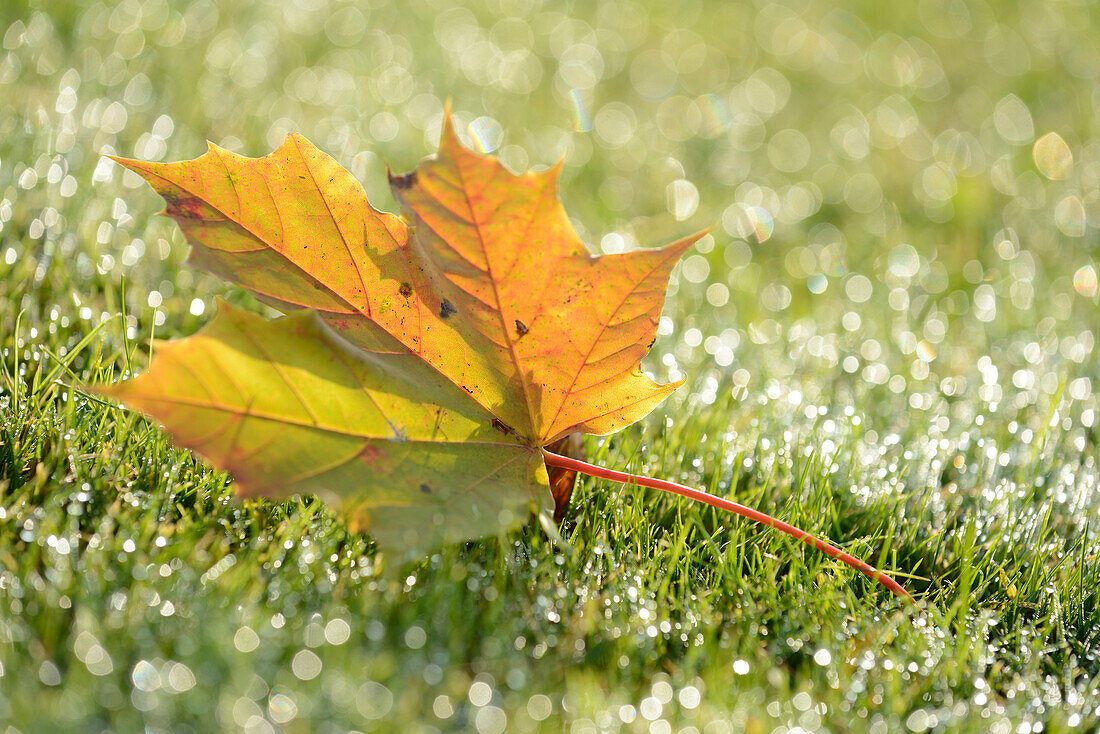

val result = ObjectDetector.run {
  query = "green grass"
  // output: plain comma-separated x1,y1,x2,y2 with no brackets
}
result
3,0,1100,731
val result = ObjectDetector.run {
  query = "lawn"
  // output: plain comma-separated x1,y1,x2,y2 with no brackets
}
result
3,0,1100,731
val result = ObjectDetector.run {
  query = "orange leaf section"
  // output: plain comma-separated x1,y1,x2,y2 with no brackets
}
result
395,118,701,444
112,115,699,446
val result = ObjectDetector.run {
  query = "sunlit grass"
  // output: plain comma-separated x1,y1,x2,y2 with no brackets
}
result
3,0,1100,730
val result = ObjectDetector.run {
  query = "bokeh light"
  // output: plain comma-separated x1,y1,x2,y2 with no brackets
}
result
3,0,1100,729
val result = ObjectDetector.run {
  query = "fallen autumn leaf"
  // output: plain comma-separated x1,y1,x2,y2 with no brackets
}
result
102,111,911,600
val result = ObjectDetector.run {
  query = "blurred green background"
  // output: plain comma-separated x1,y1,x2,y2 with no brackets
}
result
2,0,1100,731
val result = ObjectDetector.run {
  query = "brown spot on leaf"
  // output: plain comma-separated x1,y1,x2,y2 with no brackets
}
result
390,170,417,189
161,192,208,220
439,299,456,318
358,445,384,464
398,282,413,298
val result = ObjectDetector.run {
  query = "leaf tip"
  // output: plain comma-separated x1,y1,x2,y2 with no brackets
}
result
438,101,469,157
88,376,144,413
551,150,567,173
664,227,711,258
278,131,311,155
688,224,715,244
84,380,115,401
211,294,236,312
104,153,143,173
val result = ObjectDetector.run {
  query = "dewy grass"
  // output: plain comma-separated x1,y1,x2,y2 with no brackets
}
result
4,0,1100,730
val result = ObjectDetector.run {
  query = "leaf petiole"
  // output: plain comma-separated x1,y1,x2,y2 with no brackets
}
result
540,448,914,603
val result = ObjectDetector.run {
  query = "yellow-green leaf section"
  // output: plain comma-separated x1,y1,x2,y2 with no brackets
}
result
101,301,550,561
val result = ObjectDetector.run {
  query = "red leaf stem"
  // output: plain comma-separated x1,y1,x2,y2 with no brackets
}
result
541,449,913,603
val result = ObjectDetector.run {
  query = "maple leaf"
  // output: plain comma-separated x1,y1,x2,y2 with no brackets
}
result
104,115,699,562
103,114,912,600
